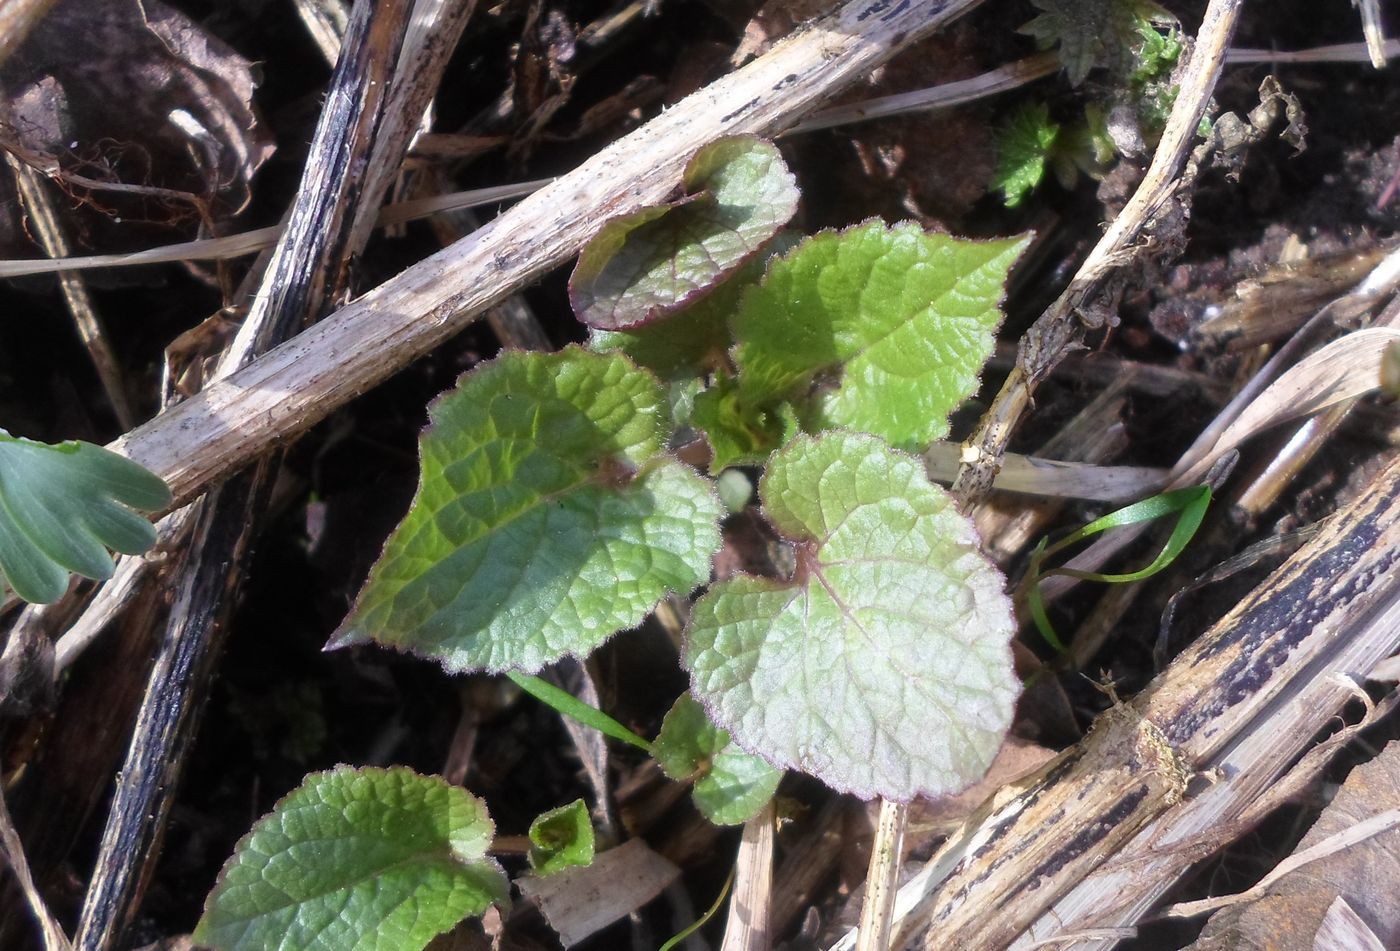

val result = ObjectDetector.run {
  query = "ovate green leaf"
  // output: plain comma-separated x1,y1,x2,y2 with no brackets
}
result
194,766,508,951
653,693,782,826
731,221,1028,450
334,347,723,673
570,136,799,330
0,431,171,603
528,799,596,875
684,432,1019,801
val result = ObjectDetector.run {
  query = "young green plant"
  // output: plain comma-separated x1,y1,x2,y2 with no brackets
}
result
200,135,1031,951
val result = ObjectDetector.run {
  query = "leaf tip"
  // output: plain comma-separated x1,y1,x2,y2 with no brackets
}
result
324,624,368,653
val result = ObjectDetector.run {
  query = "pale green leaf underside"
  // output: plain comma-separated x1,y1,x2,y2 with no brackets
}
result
732,221,1028,450
528,799,596,875
194,766,507,951
684,432,1019,801
0,431,171,603
336,347,723,673
570,136,799,331
653,693,782,825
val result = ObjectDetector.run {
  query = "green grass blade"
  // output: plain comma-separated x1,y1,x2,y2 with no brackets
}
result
508,672,654,754
1026,486,1212,652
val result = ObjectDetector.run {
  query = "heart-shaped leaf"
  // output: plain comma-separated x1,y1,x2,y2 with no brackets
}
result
0,431,171,603
684,431,1019,801
731,221,1028,450
194,766,508,951
333,347,723,673
570,136,799,330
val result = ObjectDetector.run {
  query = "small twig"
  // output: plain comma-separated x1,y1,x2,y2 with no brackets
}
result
3,130,134,427
951,0,1245,503
1354,0,1390,69
1134,797,1400,920
0,178,549,278
720,800,776,951
290,0,350,63
924,443,1163,502
784,53,1060,136
0,0,56,68
0,128,216,227
786,40,1397,139
1017,929,1137,949
0,782,72,951
856,800,907,951
1227,37,1398,63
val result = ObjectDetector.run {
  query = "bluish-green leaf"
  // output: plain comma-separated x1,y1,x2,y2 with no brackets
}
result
653,693,782,825
194,766,507,951
333,347,723,673
0,431,170,603
684,432,1019,800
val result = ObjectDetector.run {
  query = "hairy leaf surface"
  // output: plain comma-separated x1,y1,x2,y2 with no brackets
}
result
684,432,1019,800
731,221,1027,450
194,766,507,951
1023,0,1175,86
653,693,782,825
571,136,798,330
993,102,1060,207
528,799,596,875
335,348,723,673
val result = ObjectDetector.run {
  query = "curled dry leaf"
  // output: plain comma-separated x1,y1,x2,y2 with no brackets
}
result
1205,327,1400,465
0,0,274,258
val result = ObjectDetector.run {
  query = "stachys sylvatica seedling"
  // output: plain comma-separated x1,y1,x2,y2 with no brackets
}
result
196,136,1030,951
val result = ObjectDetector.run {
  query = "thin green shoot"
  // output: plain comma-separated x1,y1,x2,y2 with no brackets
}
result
507,672,655,754
657,864,736,951
1025,485,1212,651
